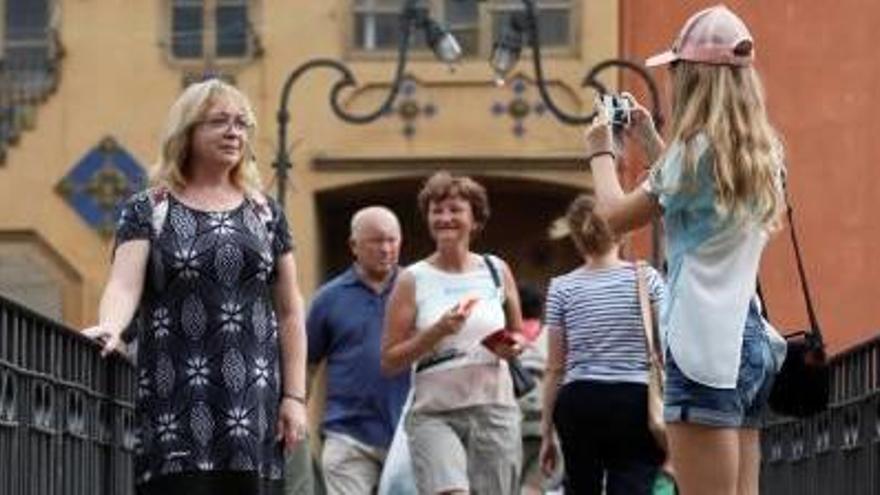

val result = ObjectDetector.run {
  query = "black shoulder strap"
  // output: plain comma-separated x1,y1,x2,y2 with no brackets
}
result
482,253,509,312
482,254,501,289
758,185,823,345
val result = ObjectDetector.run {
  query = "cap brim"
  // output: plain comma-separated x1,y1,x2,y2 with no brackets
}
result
645,50,678,67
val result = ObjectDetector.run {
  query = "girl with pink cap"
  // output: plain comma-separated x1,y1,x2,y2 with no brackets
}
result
584,5,786,495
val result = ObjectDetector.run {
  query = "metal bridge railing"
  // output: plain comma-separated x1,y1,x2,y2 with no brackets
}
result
761,334,880,494
0,294,134,495
1,291,878,494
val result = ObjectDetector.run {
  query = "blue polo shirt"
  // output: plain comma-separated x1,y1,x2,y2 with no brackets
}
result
307,265,410,449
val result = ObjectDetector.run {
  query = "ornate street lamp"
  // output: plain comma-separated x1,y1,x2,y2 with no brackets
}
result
273,0,664,262
272,0,458,208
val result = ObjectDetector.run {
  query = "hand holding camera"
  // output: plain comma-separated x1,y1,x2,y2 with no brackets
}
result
587,93,664,164
600,93,635,130
617,92,664,158
583,98,616,160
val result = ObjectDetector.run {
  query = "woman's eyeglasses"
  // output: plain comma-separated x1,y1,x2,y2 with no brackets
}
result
198,115,253,133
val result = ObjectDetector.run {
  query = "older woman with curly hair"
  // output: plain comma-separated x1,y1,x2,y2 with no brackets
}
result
382,171,525,495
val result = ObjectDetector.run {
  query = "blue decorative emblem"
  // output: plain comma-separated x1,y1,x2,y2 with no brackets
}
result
385,76,437,138
56,136,146,236
490,76,546,137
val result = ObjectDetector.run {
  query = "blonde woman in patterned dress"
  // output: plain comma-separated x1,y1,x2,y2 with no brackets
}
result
84,79,308,495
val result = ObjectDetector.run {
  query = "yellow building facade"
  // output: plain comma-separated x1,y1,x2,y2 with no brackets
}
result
0,0,621,328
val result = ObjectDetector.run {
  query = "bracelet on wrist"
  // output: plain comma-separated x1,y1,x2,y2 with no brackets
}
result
585,150,617,165
282,392,307,405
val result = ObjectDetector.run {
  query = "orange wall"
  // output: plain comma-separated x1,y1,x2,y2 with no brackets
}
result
620,1,880,354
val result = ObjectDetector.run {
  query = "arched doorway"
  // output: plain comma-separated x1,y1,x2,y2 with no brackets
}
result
314,175,585,292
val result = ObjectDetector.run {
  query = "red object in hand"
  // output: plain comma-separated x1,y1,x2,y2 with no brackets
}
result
481,328,522,351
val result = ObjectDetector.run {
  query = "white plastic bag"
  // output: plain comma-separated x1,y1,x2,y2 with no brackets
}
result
377,392,417,495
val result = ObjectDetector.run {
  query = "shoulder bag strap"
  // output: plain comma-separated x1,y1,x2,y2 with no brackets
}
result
757,182,824,346
482,254,508,307
636,262,663,368
482,254,501,291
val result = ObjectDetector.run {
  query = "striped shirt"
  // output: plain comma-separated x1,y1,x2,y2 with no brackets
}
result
545,263,666,385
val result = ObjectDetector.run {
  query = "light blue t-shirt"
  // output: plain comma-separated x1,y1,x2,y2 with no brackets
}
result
642,135,778,389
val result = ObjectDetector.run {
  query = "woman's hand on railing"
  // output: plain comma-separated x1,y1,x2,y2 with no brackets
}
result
81,325,125,357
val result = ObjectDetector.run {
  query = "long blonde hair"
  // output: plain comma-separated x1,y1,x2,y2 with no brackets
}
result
667,61,783,227
151,79,263,193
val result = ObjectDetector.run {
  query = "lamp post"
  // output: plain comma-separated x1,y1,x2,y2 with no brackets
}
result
272,0,664,263
272,0,459,207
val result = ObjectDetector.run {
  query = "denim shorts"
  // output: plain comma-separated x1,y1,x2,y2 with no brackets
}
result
664,302,778,428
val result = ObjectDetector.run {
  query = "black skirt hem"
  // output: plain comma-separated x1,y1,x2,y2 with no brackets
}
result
136,470,283,495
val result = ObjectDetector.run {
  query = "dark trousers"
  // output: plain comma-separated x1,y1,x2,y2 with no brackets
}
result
553,380,664,495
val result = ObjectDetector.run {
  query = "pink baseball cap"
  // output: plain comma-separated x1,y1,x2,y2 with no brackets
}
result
646,5,755,67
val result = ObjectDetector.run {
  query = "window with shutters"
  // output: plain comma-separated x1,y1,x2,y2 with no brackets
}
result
166,0,261,64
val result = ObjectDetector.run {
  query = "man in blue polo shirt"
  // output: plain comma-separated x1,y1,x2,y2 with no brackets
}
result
307,206,410,495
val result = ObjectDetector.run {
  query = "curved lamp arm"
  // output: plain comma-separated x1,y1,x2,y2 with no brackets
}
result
272,0,419,206
581,59,664,132
520,0,662,130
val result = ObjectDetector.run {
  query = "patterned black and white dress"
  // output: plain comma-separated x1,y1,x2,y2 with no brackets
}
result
115,190,292,494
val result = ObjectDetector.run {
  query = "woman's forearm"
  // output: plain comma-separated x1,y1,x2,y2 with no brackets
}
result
541,368,563,437
96,279,141,334
638,128,666,165
279,291,307,399
96,241,149,334
542,326,566,437
382,323,447,375
588,155,661,234
589,155,627,209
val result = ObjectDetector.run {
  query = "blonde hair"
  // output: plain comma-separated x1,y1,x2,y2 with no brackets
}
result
666,62,783,227
566,195,617,256
151,79,263,193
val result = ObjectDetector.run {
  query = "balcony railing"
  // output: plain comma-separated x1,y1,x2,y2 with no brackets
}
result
0,294,134,495
761,334,880,494
1,291,878,493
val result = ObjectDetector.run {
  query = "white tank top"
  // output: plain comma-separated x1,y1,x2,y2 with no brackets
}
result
408,255,515,412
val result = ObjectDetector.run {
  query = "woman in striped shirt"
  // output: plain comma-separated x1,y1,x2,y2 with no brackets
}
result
539,195,666,494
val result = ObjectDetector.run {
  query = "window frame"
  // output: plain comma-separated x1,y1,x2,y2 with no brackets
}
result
164,0,259,67
346,0,580,60
481,0,579,58
2,0,60,65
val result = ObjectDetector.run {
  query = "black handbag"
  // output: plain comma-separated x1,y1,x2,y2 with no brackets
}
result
482,254,537,399
507,356,538,399
760,187,830,418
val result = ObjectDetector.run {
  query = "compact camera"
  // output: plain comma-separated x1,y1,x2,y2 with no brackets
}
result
600,93,633,129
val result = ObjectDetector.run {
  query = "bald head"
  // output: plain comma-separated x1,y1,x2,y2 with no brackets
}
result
350,206,401,241
349,206,402,283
